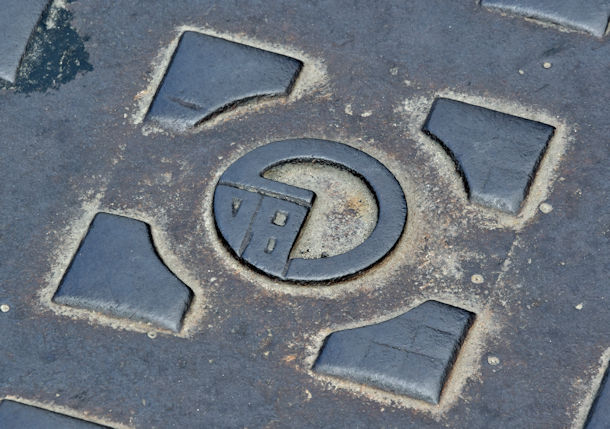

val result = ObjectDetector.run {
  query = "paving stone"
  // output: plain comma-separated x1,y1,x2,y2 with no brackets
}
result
0,0,50,83
422,98,555,214
53,213,192,332
0,400,108,428
482,0,610,37
313,301,475,404
213,139,407,282
585,365,610,428
146,31,303,132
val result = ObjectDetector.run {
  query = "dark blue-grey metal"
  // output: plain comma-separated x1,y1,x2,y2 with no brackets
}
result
145,31,303,132
53,213,193,332
482,0,610,38
586,365,610,428
0,400,108,428
213,139,407,283
0,0,49,83
423,98,555,214
313,301,475,404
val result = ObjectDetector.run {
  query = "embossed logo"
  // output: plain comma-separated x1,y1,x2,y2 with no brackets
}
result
213,138,407,283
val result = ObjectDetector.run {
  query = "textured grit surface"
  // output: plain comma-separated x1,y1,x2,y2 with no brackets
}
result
0,1,608,428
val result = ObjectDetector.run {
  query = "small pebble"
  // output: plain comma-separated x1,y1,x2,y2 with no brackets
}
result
539,202,553,214
518,69,525,75
575,303,584,310
543,62,552,69
0,304,10,313
488,356,500,366
471,274,484,284
147,331,157,339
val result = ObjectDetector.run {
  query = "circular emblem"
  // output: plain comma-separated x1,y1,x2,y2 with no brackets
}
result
213,139,407,282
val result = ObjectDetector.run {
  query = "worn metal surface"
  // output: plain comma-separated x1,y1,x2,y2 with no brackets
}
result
313,300,475,405
214,139,406,282
53,213,193,332
264,161,378,260
0,0,608,427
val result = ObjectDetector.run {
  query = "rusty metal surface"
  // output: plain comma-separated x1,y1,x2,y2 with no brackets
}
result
0,0,608,427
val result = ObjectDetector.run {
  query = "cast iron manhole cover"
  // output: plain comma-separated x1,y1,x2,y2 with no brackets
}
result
1,0,608,427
